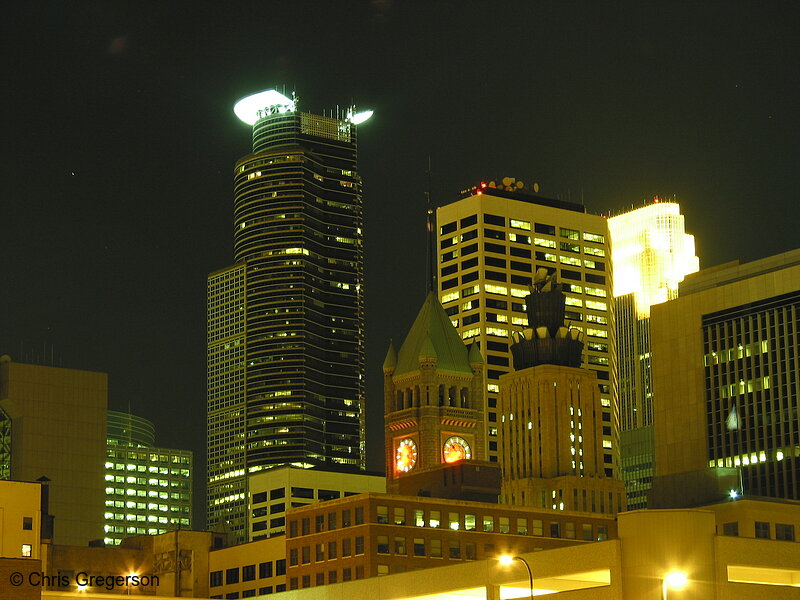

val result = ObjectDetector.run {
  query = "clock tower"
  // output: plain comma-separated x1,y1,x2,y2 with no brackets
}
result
384,292,494,496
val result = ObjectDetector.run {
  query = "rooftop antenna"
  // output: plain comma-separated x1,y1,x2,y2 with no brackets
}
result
425,156,436,294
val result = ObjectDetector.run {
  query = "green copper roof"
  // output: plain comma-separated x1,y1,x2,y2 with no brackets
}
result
468,340,484,364
393,291,473,376
383,342,397,370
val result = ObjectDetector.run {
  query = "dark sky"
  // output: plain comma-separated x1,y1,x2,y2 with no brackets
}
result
4,2,799,526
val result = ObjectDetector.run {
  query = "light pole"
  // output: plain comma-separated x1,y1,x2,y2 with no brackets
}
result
499,555,534,600
661,570,688,600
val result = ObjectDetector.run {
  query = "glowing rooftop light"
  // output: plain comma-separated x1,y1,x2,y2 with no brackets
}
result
729,489,739,499
348,109,374,124
498,555,515,566
234,90,295,125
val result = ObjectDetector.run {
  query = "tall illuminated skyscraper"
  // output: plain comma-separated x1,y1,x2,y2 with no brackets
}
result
436,179,617,473
207,90,372,540
608,199,699,508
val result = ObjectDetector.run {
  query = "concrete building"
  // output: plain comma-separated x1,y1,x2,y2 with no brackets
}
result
608,200,699,509
0,480,42,561
208,90,372,541
209,536,287,598
0,357,106,546
247,465,384,541
499,270,625,514
104,411,192,546
650,249,800,506
436,179,617,469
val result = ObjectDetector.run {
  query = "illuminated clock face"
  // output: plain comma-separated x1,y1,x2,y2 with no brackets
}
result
395,438,417,473
442,436,472,463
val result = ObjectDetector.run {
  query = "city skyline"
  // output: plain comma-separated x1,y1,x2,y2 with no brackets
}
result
4,3,800,527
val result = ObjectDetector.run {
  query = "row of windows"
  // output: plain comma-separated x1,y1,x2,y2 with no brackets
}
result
210,559,286,586
289,506,365,537
439,215,605,246
722,520,795,541
287,565,365,591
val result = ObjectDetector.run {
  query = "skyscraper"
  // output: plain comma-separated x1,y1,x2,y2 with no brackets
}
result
207,90,371,540
608,200,698,508
436,180,617,472
650,249,800,506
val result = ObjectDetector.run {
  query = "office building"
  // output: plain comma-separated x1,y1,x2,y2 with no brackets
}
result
383,292,499,499
436,180,617,469
103,410,192,546
247,465,384,541
0,357,106,546
207,90,372,540
499,270,626,514
650,249,800,506
608,200,699,508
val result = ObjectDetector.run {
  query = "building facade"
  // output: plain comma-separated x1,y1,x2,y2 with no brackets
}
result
651,249,800,505
0,357,106,546
103,411,192,546
208,90,370,540
608,200,699,509
436,181,617,469
247,466,385,541
283,492,616,590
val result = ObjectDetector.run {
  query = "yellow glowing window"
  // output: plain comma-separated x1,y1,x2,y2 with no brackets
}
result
585,300,607,311
486,327,508,337
495,314,508,323
462,285,479,297
510,288,527,298
510,219,531,230
586,328,608,338
584,246,605,257
484,284,508,296
584,287,607,298
583,232,605,243
462,328,480,340
534,237,556,248
560,255,581,266
511,316,526,325
586,314,607,325
441,291,459,303
602,440,612,448
487,383,499,393
565,296,582,307
461,300,477,311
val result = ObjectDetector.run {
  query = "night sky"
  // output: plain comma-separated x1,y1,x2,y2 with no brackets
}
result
4,2,799,527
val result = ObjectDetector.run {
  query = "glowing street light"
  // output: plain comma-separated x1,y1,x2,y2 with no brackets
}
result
662,570,688,599
499,555,534,600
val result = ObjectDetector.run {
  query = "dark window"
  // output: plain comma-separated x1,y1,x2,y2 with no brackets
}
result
289,548,298,566
270,502,285,514
550,523,561,538
449,541,461,559
510,246,531,258
561,269,581,281
484,242,506,254
486,298,507,310
461,229,478,242
485,270,507,282
487,369,505,380
462,243,478,255
301,575,310,588
259,562,272,579
602,412,611,422
534,223,555,235
270,516,285,528
355,507,364,524
328,541,337,559
489,441,497,451
289,520,298,537
226,568,240,585
377,536,389,553
275,560,286,576
252,507,267,518
315,514,324,532
460,214,478,228
442,250,457,262
488,412,497,422
776,524,795,541
722,522,739,536
511,274,531,285
270,488,285,500
22,517,33,530
462,271,479,283
487,355,509,366
243,565,256,582
253,492,267,504
316,572,324,586
755,522,770,539
302,518,310,535
328,512,337,530
484,228,505,240
442,276,458,290
604,453,613,463
328,570,337,584
252,521,267,532
603,426,612,436
585,273,606,284
485,256,506,268
275,584,286,592
343,568,352,581
486,341,508,352
463,313,480,326
511,302,525,313
510,260,531,272
292,487,314,499
342,538,352,556
258,587,272,595
355,536,365,554
226,593,239,600
441,264,458,277
414,538,425,556
440,221,457,235
342,509,351,527
484,213,505,226
301,546,310,564
210,571,223,587
461,257,479,269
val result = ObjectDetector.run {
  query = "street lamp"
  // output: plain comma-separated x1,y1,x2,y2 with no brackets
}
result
662,570,688,600
499,555,534,600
